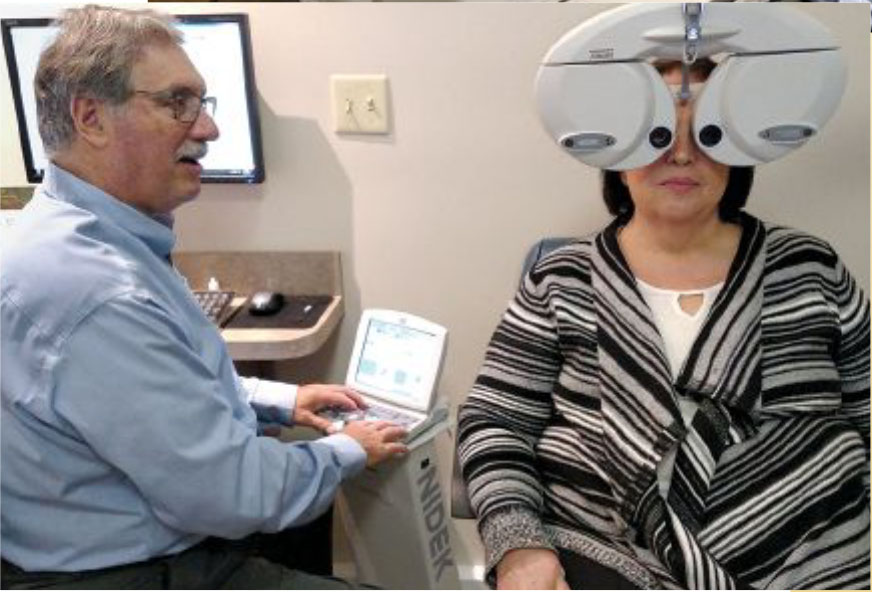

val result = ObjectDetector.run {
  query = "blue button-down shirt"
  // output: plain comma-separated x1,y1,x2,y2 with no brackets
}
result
1,164,365,572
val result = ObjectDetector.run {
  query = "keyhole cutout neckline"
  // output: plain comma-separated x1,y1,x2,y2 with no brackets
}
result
635,278,724,321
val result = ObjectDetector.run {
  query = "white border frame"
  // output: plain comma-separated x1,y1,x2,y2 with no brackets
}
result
345,308,448,413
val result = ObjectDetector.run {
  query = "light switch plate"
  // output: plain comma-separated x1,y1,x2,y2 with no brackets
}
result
331,74,390,134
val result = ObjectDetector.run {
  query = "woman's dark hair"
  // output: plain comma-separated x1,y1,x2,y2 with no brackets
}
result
602,167,754,223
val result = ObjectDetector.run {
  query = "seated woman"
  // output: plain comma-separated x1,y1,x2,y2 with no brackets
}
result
457,59,870,590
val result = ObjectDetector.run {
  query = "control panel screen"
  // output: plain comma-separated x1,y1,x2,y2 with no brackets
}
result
354,319,440,402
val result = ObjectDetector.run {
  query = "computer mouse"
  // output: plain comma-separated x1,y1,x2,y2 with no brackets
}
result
249,291,284,316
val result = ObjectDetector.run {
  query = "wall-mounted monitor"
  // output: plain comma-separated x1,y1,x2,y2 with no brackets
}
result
1,13,265,184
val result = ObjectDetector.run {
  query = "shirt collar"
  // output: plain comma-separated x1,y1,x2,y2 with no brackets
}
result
40,162,176,260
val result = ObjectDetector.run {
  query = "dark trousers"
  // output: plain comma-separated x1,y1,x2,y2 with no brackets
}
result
557,548,641,590
1,507,372,589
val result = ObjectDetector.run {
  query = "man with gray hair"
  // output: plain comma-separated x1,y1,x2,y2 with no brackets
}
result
1,5,406,588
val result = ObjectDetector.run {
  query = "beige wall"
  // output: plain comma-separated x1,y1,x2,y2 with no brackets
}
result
1,1,869,577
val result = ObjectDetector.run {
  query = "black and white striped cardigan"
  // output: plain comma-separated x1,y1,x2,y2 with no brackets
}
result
458,213,870,589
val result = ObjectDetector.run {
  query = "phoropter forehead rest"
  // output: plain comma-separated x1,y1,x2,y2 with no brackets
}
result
535,3,846,170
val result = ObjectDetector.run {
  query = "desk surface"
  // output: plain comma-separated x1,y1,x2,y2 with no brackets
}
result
174,251,344,361
222,295,343,361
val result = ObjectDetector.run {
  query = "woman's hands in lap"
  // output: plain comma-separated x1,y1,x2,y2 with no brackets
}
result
496,548,569,590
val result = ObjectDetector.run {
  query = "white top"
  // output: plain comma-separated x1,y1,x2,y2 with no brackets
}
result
636,278,723,498
636,278,724,379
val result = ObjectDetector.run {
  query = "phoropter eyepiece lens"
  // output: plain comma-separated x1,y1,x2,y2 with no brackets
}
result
649,127,672,149
699,125,723,147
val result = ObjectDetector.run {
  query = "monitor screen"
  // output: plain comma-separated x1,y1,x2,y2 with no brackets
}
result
354,318,442,403
1,13,264,184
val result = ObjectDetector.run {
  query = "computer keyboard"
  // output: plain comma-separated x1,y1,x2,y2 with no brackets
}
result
320,403,418,428
192,290,235,325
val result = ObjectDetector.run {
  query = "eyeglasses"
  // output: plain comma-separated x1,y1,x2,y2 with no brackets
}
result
131,89,217,123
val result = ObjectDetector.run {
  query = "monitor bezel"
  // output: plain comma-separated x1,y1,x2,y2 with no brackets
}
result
0,12,265,184
1,17,48,185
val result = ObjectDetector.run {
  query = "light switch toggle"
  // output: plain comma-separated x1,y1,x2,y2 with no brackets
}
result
331,74,390,134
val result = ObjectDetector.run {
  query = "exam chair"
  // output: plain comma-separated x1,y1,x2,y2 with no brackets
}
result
451,237,573,520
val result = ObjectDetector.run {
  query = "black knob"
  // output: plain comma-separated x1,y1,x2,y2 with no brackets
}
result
699,125,723,147
648,127,672,149
562,137,575,148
